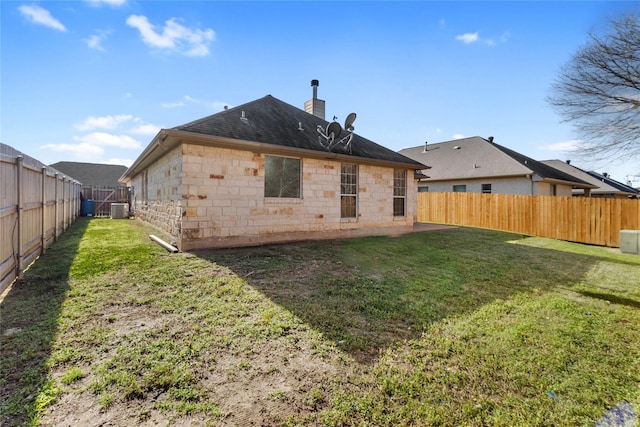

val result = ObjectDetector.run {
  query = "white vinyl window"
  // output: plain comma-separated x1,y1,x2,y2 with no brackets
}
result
341,164,357,218
393,169,406,217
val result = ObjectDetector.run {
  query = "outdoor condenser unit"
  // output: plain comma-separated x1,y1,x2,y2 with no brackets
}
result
110,203,129,219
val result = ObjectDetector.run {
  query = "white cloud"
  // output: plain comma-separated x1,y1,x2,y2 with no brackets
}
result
439,19,446,28
453,133,465,139
130,123,161,135
161,101,185,108
456,31,510,46
126,15,215,56
105,158,134,167
75,114,133,131
41,142,104,156
74,132,142,149
162,95,229,111
84,30,112,51
18,5,67,32
456,32,478,44
84,0,127,6
85,34,105,51
540,140,591,152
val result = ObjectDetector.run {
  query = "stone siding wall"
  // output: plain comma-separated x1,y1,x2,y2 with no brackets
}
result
179,144,416,249
130,145,183,244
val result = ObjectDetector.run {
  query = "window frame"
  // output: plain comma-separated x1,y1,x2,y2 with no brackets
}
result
453,184,467,193
264,155,302,199
481,183,492,194
393,169,406,217
340,163,358,218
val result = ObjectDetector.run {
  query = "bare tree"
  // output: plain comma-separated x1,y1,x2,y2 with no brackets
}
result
548,11,640,162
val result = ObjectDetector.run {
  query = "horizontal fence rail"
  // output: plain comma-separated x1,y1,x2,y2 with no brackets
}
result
417,192,640,248
1,144,82,293
81,186,130,217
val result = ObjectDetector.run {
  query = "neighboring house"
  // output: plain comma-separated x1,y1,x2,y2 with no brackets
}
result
50,161,130,215
50,161,127,187
399,136,595,196
542,160,640,198
120,82,427,250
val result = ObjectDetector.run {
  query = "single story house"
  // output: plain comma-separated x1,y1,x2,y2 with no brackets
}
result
50,161,127,187
120,82,428,250
541,160,640,198
399,136,595,196
51,161,130,216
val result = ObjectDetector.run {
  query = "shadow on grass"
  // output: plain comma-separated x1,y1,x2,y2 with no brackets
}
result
0,217,89,426
577,290,640,309
196,227,601,364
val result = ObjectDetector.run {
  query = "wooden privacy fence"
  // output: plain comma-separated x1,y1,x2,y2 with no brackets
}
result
81,186,130,216
417,192,640,248
1,144,82,293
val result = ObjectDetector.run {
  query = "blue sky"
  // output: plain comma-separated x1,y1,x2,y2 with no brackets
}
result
2,0,639,185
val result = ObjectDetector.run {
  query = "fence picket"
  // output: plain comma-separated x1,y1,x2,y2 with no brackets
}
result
1,144,82,293
418,192,640,248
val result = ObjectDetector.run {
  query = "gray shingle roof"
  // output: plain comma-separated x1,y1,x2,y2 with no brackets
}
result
543,160,640,195
173,95,425,168
50,161,127,187
585,170,640,194
399,136,593,187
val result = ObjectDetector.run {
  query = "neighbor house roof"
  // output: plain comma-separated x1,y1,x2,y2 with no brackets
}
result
399,136,595,189
50,161,127,187
542,160,640,197
122,95,427,182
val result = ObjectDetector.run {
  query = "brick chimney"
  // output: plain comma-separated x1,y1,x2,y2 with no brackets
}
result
304,79,325,120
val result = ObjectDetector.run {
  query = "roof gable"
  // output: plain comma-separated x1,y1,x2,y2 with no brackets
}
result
173,95,424,167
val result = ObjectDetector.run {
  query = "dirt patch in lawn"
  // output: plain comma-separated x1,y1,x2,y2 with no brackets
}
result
32,240,360,427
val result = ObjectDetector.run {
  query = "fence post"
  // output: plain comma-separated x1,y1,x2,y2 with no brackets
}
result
63,177,68,232
41,166,46,254
54,172,59,240
16,155,24,278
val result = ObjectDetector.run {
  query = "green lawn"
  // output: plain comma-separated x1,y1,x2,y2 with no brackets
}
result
1,218,638,426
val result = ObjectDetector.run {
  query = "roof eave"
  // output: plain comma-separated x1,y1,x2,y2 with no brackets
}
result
542,177,598,189
121,129,428,182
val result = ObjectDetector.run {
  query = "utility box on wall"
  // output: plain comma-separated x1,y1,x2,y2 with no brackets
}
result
620,230,640,255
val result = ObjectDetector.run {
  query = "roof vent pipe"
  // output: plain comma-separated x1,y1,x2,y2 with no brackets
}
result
488,136,494,142
311,79,319,99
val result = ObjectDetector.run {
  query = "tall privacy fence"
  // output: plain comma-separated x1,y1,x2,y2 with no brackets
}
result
417,192,640,248
1,144,82,293
81,185,130,217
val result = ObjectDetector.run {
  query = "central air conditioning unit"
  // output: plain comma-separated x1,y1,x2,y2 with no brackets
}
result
110,203,129,219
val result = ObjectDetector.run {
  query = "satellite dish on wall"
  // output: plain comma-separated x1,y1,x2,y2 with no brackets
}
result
327,122,342,138
344,113,356,131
